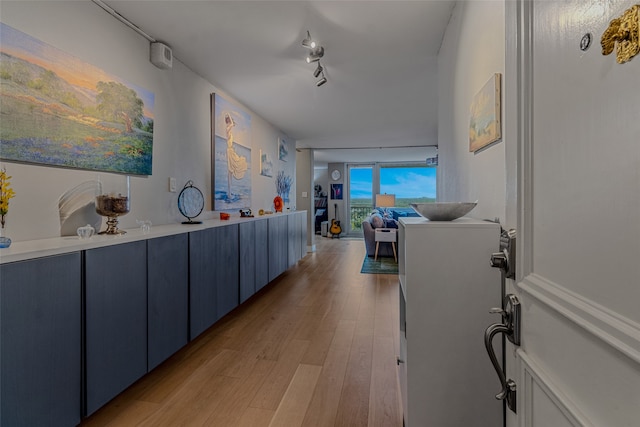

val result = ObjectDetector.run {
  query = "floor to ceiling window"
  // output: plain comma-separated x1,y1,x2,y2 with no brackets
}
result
379,164,436,207
347,162,436,235
349,165,374,233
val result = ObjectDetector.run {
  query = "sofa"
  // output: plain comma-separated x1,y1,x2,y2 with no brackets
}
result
362,208,420,257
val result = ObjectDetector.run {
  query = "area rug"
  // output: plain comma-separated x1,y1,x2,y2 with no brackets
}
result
360,256,399,275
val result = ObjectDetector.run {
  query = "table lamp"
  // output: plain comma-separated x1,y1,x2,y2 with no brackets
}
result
375,194,396,218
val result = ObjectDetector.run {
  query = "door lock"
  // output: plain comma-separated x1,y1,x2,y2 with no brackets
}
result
491,229,516,279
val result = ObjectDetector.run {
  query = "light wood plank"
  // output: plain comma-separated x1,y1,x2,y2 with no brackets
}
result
269,364,323,427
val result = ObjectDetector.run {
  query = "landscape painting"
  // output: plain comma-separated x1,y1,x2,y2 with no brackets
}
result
212,93,252,210
0,23,154,175
469,73,501,152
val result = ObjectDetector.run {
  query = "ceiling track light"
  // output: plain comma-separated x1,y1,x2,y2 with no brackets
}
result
316,72,327,87
306,46,324,63
301,30,317,49
313,63,324,78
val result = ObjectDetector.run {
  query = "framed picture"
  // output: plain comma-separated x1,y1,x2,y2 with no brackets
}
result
469,73,501,152
0,23,155,175
260,149,273,177
331,183,343,200
278,137,288,161
211,93,252,210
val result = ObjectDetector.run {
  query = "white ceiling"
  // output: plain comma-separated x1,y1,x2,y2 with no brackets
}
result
100,0,455,165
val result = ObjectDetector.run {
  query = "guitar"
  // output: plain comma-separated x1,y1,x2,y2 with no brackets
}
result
330,203,342,238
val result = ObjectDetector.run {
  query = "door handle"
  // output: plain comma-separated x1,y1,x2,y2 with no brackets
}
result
484,293,520,413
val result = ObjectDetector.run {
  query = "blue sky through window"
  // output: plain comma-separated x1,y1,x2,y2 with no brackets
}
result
350,166,436,200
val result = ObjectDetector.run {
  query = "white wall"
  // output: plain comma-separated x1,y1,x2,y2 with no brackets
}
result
437,1,506,223
1,1,296,242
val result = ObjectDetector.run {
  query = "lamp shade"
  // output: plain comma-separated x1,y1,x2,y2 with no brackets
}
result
375,194,396,207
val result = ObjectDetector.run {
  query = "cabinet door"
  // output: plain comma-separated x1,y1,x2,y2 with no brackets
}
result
254,219,269,291
268,215,288,281
215,224,239,318
189,228,218,339
1,253,81,427
287,213,297,268
239,221,256,303
147,234,189,370
297,211,307,260
85,241,147,416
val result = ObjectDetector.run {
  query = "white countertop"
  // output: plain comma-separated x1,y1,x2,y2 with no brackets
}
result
0,211,304,264
399,216,498,228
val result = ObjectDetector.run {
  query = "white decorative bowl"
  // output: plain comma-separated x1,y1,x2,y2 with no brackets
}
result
410,202,477,221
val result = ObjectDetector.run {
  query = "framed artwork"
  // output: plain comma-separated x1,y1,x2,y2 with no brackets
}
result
469,73,501,152
331,183,343,200
0,23,154,175
278,137,288,161
260,149,273,177
212,93,252,210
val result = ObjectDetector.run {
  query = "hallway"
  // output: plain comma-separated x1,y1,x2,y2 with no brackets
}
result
82,237,402,426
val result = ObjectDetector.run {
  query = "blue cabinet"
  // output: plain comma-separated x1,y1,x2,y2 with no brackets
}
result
147,234,189,370
255,219,269,291
189,224,239,339
239,218,270,301
1,253,82,427
239,221,257,303
84,241,147,416
268,215,288,281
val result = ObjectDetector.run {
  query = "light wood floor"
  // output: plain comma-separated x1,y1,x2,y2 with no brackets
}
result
81,236,403,427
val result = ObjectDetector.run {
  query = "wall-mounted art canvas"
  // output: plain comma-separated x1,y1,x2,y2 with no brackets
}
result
212,93,252,210
469,73,501,152
0,23,154,175
331,183,343,200
278,137,288,161
260,149,273,177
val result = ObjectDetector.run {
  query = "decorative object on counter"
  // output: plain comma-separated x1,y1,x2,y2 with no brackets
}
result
258,209,265,216
601,4,639,64
178,181,204,224
136,219,152,234
220,212,230,220
58,180,102,237
239,209,253,218
410,201,477,221
77,224,95,239
96,175,130,234
0,167,15,248
469,73,502,152
273,196,284,213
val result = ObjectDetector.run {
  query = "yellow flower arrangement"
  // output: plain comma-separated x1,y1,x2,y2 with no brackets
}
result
0,168,16,229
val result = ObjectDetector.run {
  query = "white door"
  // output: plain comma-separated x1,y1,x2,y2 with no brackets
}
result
504,1,640,426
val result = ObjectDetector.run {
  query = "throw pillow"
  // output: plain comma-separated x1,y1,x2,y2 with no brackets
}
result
384,218,398,229
370,213,384,229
